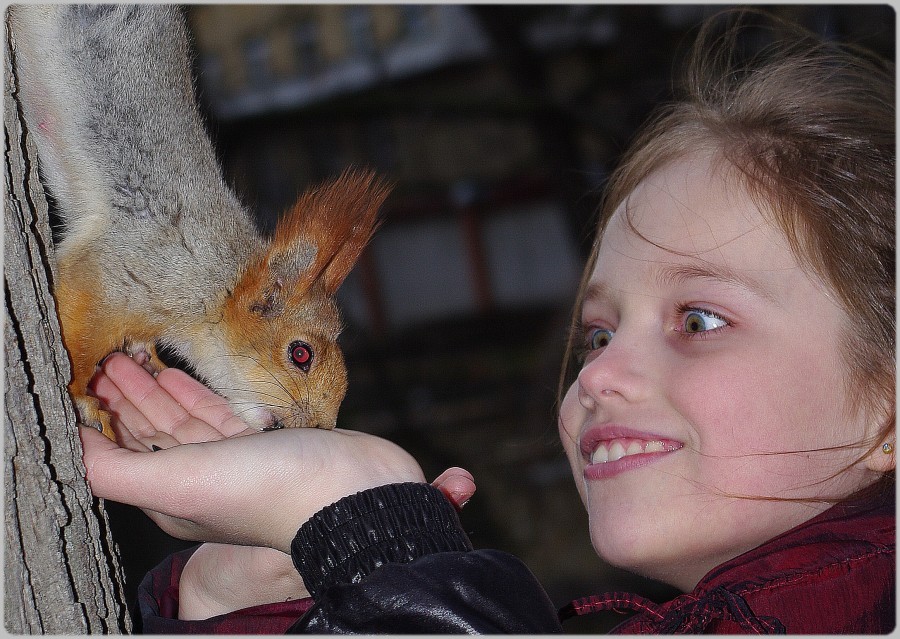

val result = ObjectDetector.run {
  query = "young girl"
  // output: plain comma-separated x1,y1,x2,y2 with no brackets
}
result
79,11,894,634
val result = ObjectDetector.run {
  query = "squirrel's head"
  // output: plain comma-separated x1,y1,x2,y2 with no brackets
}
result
219,169,388,430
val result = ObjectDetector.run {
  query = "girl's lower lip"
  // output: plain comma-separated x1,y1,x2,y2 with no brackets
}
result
583,449,676,480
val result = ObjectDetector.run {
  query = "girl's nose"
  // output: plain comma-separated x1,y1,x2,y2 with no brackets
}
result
576,331,648,409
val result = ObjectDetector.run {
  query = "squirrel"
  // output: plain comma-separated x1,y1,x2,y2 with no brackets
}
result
8,5,388,438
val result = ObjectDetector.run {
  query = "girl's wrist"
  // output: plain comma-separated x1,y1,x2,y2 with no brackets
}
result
178,543,308,620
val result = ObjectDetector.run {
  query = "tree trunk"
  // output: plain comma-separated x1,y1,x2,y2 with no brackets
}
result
4,19,131,634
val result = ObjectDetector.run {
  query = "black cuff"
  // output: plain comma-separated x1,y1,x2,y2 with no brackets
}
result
291,482,473,600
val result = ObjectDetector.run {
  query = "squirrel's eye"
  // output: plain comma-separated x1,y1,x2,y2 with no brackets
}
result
289,341,313,372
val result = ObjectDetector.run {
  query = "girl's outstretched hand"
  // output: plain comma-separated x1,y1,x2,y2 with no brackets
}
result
80,353,428,553
80,417,428,553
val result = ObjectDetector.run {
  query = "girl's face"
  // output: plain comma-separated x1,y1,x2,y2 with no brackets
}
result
559,153,887,591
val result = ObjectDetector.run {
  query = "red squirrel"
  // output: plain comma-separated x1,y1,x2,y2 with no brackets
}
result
9,5,388,438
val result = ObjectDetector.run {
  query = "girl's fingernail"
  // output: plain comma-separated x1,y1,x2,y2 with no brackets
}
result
450,492,471,509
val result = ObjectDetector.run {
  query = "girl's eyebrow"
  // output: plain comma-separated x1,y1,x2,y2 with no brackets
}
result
653,262,779,304
582,281,611,308
580,260,781,316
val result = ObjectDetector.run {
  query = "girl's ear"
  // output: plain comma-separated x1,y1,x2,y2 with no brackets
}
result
862,398,895,473
864,438,896,473
268,169,388,296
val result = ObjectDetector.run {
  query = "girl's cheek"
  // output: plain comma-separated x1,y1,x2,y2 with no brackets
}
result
665,358,756,454
557,385,588,484
669,355,804,485
558,384,582,448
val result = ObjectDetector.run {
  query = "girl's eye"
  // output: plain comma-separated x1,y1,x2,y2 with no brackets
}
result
681,309,728,334
589,328,614,350
289,341,314,372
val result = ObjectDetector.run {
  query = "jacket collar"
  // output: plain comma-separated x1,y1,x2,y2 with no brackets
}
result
561,479,894,633
698,478,894,592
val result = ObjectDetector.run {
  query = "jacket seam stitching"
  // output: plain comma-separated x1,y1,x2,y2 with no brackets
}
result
725,546,894,597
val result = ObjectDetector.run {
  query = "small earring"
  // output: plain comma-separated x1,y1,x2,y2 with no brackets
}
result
882,442,894,455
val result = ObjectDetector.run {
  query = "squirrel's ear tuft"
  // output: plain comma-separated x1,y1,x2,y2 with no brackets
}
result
269,169,389,296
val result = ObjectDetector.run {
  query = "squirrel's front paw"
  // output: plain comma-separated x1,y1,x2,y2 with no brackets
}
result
74,395,116,441
122,339,167,377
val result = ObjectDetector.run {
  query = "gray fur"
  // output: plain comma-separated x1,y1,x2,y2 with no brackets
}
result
8,4,264,320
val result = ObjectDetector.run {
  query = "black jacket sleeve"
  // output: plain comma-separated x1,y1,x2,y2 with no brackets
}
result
287,482,563,634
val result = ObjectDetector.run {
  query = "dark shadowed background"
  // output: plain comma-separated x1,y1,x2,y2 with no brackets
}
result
105,5,895,632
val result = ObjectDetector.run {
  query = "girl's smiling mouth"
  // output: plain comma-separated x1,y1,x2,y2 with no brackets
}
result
580,428,683,479
590,438,676,463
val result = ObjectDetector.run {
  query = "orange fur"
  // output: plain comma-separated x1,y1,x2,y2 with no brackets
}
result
218,170,387,430
56,255,165,438
271,169,388,297
57,169,387,436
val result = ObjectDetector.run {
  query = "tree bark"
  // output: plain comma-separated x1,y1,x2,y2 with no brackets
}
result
4,19,131,634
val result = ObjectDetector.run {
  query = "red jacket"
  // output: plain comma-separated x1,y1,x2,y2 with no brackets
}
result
139,481,894,634
564,481,895,633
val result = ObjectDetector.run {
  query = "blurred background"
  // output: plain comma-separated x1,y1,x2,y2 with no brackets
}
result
106,4,895,632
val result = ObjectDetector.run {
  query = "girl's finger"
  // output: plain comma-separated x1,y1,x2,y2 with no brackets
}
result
156,368,248,438
432,467,476,510
138,431,182,452
94,353,188,436
79,425,157,501
89,362,158,443
98,354,225,444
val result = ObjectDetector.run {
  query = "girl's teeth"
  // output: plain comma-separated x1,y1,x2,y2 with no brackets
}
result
644,440,665,453
608,441,626,462
590,439,669,464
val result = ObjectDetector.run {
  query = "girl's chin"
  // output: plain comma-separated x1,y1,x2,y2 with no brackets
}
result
589,540,695,591
586,516,687,584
